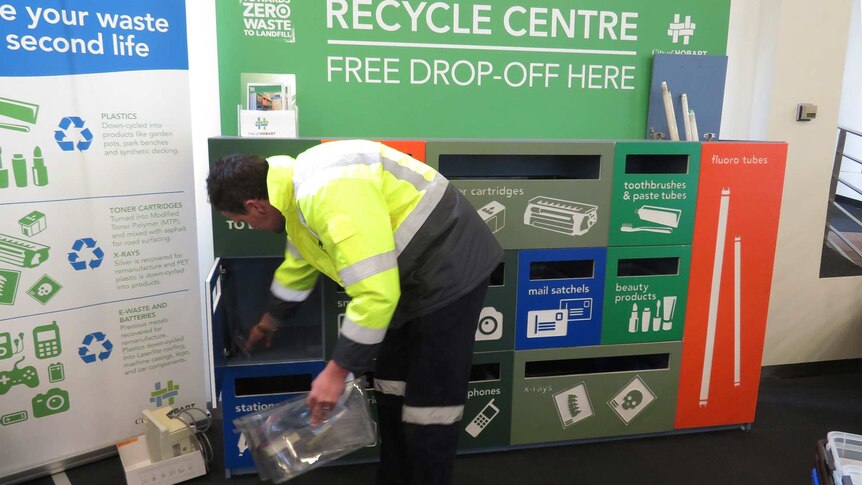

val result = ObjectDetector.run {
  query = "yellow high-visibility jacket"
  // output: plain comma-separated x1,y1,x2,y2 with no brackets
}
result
266,140,502,373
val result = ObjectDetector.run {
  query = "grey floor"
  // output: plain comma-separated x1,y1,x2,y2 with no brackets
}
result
19,361,861,485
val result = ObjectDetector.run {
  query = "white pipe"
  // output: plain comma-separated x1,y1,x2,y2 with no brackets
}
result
689,109,699,141
681,94,692,141
661,82,680,141
700,188,731,407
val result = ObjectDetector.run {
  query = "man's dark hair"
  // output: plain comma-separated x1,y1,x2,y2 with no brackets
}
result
206,154,269,213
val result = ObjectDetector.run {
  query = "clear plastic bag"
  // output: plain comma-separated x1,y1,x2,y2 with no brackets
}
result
233,378,377,483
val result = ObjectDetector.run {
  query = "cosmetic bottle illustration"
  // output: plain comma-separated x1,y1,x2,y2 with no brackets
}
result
31,147,47,186
0,147,8,188
640,306,651,332
12,153,27,187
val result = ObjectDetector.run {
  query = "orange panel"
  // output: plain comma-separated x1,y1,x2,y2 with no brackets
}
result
321,139,426,163
675,142,787,429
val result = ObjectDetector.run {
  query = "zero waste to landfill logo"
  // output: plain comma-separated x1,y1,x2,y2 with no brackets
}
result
150,380,180,407
241,0,295,42
54,116,93,152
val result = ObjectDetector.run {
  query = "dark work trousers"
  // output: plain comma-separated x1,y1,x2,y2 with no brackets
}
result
373,280,489,485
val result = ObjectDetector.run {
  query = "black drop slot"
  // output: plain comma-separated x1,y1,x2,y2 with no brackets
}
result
439,154,600,180
525,354,670,378
617,257,680,277
489,262,505,286
234,374,312,397
530,260,594,281
470,363,502,383
625,154,689,174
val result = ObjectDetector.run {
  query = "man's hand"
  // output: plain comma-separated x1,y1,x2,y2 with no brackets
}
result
308,360,350,426
243,313,279,352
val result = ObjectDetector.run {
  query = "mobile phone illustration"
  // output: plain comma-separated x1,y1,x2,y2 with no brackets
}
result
465,399,500,438
33,321,61,359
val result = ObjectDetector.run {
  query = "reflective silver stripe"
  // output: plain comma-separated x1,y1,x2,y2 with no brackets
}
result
292,144,448,253
402,405,464,425
394,174,448,253
338,250,398,287
381,158,434,192
373,379,406,397
340,316,387,345
295,148,437,198
286,240,302,259
270,279,313,302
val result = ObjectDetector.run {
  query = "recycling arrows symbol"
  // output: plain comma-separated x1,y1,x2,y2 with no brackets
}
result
79,332,113,363
55,116,93,152
68,238,104,271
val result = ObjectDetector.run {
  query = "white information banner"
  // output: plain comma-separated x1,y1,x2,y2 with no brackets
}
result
0,1,206,479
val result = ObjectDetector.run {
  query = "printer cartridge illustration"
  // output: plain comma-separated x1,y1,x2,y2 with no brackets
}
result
477,201,506,234
0,233,50,268
523,196,598,236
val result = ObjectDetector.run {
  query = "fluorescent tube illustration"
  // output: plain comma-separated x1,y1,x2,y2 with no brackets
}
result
700,188,730,407
734,236,742,387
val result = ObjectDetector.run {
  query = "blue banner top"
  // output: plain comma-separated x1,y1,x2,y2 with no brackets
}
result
0,0,188,76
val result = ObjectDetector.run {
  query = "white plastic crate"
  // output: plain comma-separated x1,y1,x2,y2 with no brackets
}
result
827,431,862,485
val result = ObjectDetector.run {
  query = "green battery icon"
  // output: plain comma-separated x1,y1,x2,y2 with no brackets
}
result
48,362,64,382
1,410,28,426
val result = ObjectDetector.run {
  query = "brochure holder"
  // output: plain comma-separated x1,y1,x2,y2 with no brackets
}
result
237,106,299,138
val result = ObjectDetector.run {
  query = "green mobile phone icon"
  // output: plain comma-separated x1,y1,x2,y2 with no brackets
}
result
33,321,61,359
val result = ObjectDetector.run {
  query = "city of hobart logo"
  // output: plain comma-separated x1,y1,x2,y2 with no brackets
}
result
667,14,696,45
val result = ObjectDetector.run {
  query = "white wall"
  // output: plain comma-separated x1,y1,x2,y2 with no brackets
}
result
723,0,862,365
837,0,862,201
185,1,219,389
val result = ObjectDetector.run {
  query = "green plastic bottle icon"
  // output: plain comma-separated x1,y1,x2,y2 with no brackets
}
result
0,146,8,189
11,153,27,187
31,147,47,186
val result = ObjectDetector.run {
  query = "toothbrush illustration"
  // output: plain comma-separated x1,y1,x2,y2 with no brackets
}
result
620,223,673,234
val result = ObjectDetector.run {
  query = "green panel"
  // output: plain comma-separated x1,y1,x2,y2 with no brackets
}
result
208,137,321,257
475,251,517,352
427,141,614,249
601,246,691,344
459,351,514,450
609,142,701,246
511,342,681,445
216,2,731,139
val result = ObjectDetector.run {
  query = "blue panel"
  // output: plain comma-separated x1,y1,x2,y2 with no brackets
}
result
646,54,728,141
0,0,188,76
221,361,326,472
515,248,606,350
